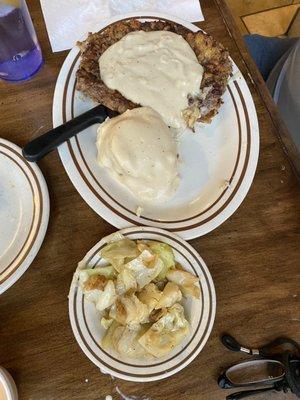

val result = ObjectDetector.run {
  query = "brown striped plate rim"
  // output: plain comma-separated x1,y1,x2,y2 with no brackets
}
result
0,139,49,294
54,13,259,239
68,227,216,381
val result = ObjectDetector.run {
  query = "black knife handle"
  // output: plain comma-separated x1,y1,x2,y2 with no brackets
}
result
22,104,108,162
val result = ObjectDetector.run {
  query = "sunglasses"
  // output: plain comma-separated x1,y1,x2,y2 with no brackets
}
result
218,334,300,400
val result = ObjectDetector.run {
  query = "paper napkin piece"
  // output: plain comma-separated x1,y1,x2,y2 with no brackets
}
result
40,0,204,52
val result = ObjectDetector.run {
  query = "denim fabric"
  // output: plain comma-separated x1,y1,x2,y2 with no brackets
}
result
244,34,298,80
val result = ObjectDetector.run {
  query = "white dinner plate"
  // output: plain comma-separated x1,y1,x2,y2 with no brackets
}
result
53,12,259,240
69,226,216,381
0,138,49,294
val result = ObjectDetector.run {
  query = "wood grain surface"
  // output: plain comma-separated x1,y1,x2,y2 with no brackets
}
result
0,1,299,399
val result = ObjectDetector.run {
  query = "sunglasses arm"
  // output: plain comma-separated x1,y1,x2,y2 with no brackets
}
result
226,387,276,400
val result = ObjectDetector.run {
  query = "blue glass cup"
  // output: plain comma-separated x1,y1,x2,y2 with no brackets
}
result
0,0,43,81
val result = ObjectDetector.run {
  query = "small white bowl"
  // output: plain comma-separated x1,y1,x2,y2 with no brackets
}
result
0,367,18,400
69,227,216,382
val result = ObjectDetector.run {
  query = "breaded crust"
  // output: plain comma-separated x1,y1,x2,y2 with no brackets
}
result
76,19,232,127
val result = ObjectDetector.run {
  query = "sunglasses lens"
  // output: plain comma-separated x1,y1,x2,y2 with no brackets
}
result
290,359,300,377
226,359,285,385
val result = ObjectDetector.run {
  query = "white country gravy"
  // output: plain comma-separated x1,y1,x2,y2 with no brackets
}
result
99,30,203,129
96,107,179,203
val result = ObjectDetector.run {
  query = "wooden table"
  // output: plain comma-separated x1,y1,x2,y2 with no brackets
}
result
0,1,299,399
